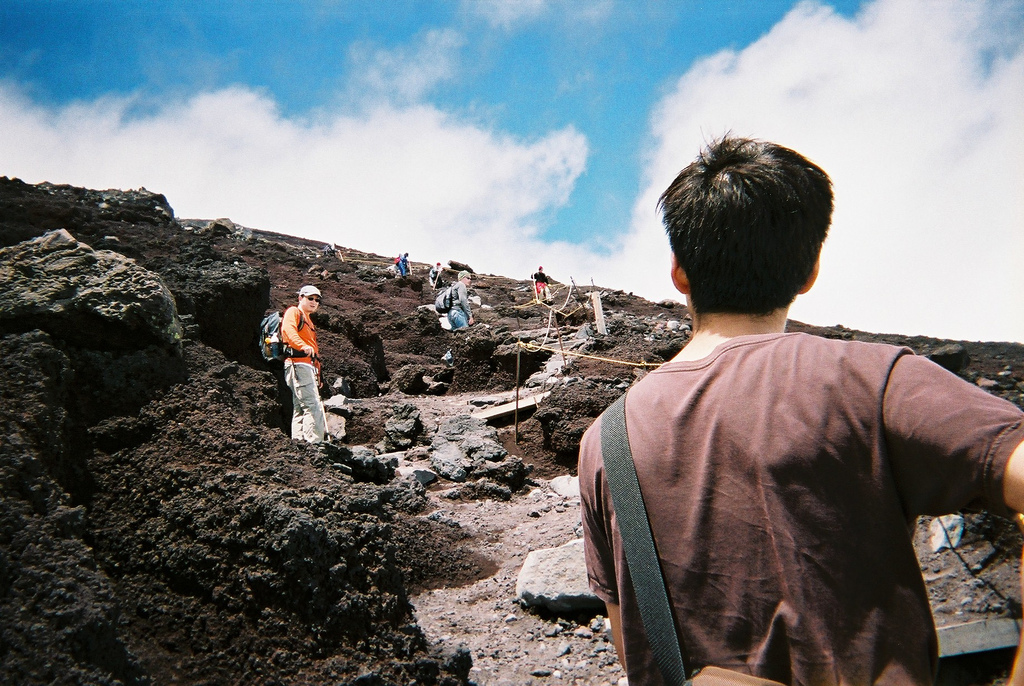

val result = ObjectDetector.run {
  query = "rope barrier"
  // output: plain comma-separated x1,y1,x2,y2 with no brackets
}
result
293,245,409,269
515,340,661,368
297,250,392,267
512,285,565,310
512,288,587,318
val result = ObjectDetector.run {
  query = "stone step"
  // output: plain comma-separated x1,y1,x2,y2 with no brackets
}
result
937,617,1021,657
471,391,551,421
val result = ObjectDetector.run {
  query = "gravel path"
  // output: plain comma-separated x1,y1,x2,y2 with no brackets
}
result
411,483,626,685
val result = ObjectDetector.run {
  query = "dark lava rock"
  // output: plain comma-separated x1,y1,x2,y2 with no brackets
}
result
0,177,176,249
0,229,183,351
382,402,423,451
928,343,971,374
447,260,474,274
533,382,623,459
392,364,430,395
0,181,472,685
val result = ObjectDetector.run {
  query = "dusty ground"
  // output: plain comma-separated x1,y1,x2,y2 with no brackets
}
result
410,487,621,686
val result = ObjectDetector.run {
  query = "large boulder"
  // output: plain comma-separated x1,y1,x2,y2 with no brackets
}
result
392,364,430,395
0,229,182,351
515,539,603,612
428,415,526,492
928,343,970,374
0,180,269,367
0,230,188,426
155,245,269,365
0,331,147,684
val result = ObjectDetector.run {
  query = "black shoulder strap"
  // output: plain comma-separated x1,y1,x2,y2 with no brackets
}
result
600,394,688,686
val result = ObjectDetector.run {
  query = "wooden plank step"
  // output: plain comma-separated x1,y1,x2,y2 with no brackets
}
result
937,618,1021,657
470,392,551,421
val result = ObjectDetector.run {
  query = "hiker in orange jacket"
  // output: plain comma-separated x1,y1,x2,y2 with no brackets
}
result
282,285,327,443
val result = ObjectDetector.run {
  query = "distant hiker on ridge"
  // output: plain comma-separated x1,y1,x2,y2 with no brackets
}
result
448,270,474,330
282,285,327,443
395,252,410,277
428,262,444,290
532,266,551,302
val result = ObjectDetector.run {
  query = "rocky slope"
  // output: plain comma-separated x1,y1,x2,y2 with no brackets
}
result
1,176,1023,685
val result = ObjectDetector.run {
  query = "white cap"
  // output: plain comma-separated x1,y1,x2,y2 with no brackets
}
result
298,285,321,297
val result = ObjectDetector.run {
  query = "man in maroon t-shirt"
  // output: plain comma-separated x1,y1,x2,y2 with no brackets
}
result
578,136,1024,685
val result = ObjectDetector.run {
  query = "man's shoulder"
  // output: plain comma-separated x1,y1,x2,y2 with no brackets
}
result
710,332,908,367
283,305,311,328
629,333,911,403
781,332,912,371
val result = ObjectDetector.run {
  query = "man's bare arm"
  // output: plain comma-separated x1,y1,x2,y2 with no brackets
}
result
1004,439,1024,513
605,602,625,670
1001,438,1024,685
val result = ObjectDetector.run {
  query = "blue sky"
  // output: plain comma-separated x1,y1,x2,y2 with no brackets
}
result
2,0,1022,342
2,0,863,244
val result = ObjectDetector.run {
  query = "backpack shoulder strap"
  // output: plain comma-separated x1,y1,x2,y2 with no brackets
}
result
600,394,689,686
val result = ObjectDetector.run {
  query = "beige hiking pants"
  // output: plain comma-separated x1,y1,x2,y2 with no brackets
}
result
284,361,327,443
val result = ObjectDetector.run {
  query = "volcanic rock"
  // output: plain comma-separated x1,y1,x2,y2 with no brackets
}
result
0,229,182,351
515,539,602,612
929,343,971,374
382,402,423,451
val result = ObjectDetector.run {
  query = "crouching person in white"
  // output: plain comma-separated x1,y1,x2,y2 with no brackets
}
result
282,285,327,443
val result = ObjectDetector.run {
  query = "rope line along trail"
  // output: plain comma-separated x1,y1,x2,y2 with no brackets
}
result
511,297,664,440
515,340,662,368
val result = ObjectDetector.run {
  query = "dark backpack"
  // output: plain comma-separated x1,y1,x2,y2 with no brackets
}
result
259,310,303,362
434,285,457,314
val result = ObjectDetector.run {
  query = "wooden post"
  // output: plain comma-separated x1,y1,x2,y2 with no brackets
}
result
591,291,607,334
514,344,521,444
555,317,567,369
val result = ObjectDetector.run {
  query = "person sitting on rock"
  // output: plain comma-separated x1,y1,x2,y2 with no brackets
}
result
448,271,474,330
532,266,551,302
428,262,444,290
578,136,1024,684
282,285,327,443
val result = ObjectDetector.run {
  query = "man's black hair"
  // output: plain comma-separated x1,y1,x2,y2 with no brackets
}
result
658,136,833,315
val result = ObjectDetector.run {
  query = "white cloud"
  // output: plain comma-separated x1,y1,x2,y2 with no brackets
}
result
1,0,1021,344
605,0,1024,342
465,0,549,29
0,82,588,282
346,28,465,105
